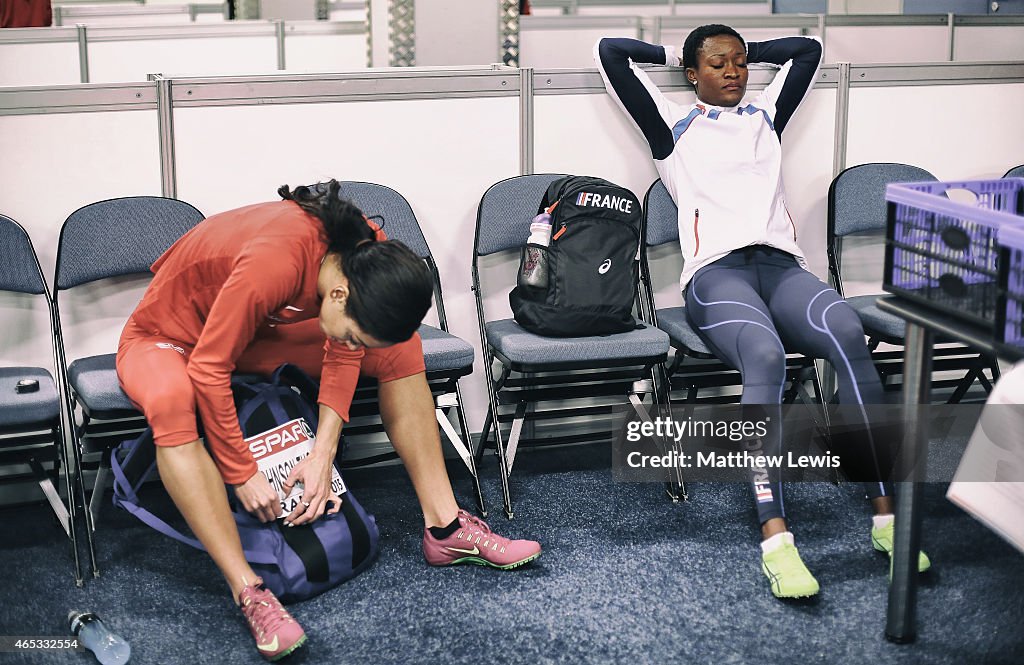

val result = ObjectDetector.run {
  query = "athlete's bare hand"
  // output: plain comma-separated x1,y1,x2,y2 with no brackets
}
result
282,453,342,526
234,472,280,523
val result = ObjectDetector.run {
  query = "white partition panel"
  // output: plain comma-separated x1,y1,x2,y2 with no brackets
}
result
825,26,949,63
659,26,817,49
88,35,280,81
535,92,662,201
0,42,81,86
846,83,1024,182
0,108,162,367
577,3,770,15
535,90,666,306
173,96,521,426
574,5,674,15
777,87,837,281
329,9,366,21
195,12,227,23
285,32,368,72
520,17,642,68
954,26,1024,62
2,64,1020,434
415,0,498,66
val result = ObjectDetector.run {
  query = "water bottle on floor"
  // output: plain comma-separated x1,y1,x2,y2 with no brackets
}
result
69,611,131,665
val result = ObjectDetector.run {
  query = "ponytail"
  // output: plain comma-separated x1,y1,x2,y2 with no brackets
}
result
277,179,433,344
278,180,375,256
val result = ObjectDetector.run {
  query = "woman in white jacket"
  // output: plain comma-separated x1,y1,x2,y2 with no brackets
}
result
596,25,929,599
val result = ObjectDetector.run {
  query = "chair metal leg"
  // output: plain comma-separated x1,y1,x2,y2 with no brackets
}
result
504,402,528,477
808,363,841,486
947,362,980,404
445,382,486,517
483,358,516,519
28,456,71,537
990,357,1002,383
653,367,688,502
59,420,85,587
71,421,99,579
89,462,109,529
629,375,687,502
477,408,493,466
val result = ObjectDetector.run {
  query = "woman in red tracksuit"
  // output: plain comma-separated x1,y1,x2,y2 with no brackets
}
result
117,181,541,661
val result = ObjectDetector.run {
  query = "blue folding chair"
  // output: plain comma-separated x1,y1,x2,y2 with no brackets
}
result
828,163,1000,402
0,214,88,585
53,196,205,578
473,174,675,518
336,181,485,515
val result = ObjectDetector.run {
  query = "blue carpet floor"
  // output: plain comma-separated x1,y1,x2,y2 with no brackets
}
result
1,442,1022,665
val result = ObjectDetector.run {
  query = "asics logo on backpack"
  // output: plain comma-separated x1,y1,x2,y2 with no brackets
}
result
575,191,634,213
599,259,613,274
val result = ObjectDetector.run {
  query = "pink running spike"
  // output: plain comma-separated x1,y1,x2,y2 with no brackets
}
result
423,509,541,570
238,579,307,661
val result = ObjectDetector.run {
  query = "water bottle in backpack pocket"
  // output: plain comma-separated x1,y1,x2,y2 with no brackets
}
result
518,212,553,290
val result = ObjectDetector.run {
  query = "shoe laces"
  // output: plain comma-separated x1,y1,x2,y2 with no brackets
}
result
875,522,894,546
458,509,502,542
770,544,808,577
241,584,293,636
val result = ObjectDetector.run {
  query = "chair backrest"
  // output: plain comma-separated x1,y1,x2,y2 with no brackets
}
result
339,180,453,329
474,173,566,257
827,162,937,295
828,162,938,240
0,215,47,296
642,179,679,248
339,181,430,259
1004,164,1024,179
55,196,204,291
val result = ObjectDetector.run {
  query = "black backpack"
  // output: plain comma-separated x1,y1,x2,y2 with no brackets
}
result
509,175,642,336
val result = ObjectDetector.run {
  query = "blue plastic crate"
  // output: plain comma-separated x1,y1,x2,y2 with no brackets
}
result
883,178,1024,336
998,223,1024,346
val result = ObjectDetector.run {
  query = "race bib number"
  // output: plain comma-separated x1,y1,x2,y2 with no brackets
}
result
245,417,347,517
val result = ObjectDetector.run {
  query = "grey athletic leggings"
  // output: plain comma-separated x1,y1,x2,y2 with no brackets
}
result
685,245,890,524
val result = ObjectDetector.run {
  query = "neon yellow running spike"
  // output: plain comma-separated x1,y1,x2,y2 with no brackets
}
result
761,542,820,599
871,522,931,573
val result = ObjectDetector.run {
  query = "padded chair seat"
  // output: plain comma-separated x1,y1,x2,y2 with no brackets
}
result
0,367,60,428
655,306,713,356
484,318,669,365
67,354,137,417
846,294,906,341
68,330,473,415
419,324,474,373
